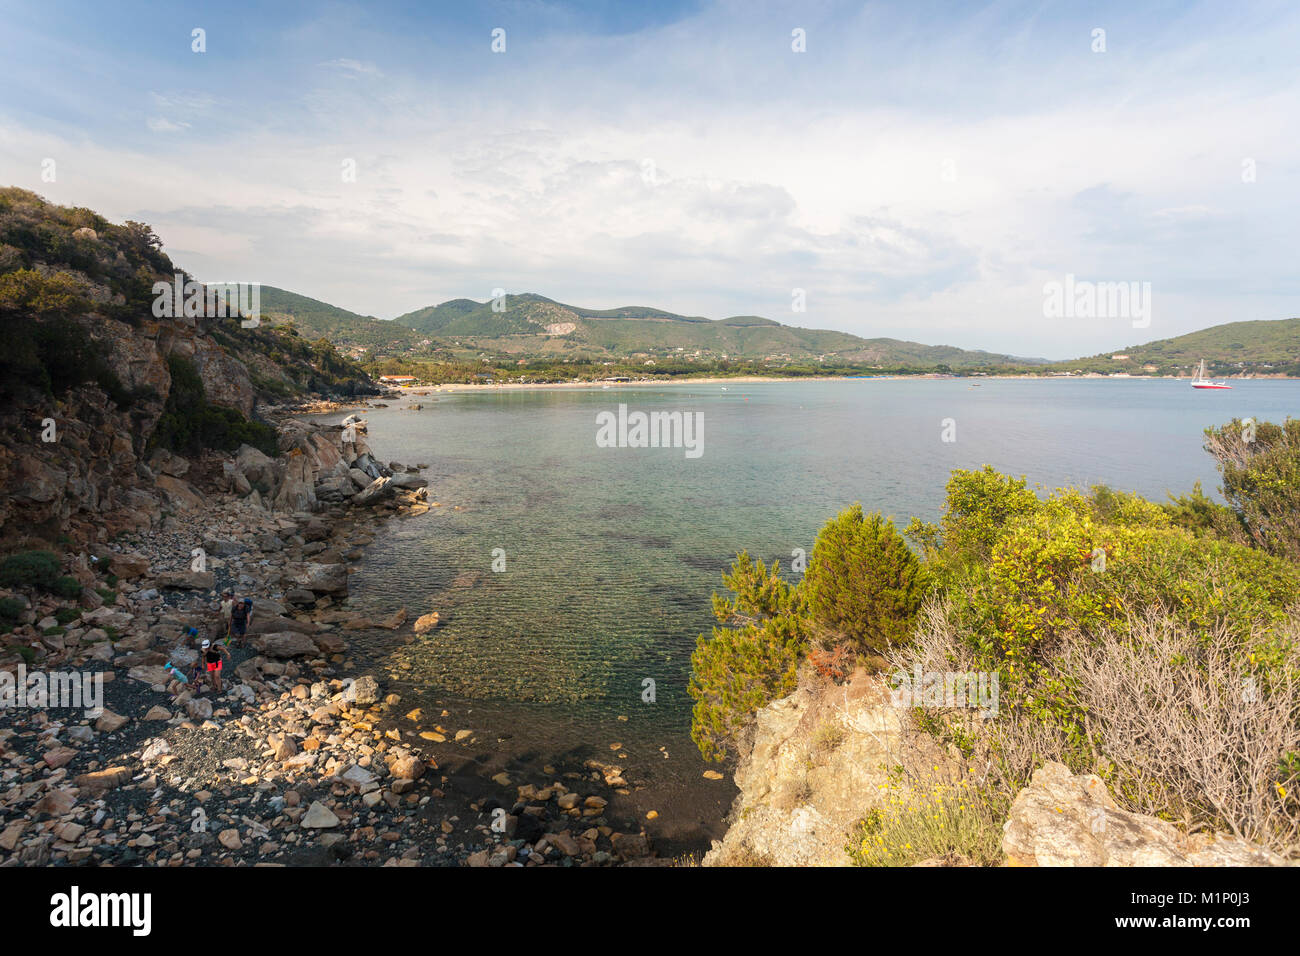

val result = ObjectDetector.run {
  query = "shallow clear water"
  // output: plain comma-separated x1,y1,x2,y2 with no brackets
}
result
328,377,1299,850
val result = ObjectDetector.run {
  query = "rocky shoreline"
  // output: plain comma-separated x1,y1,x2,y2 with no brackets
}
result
0,399,662,867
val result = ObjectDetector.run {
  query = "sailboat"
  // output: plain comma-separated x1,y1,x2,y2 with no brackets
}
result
1191,359,1232,390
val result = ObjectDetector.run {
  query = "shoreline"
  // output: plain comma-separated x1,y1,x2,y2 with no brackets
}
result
400,373,1295,396
0,408,671,867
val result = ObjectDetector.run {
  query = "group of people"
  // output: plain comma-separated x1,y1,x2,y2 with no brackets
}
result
177,590,254,695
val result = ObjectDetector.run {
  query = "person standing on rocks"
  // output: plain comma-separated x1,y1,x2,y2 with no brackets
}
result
219,589,235,641
229,597,253,649
200,638,230,694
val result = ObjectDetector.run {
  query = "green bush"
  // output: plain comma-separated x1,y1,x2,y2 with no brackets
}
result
1204,418,1300,561
689,552,807,762
0,550,61,590
150,354,279,457
54,607,81,625
928,476,1300,741
1163,480,1250,543
804,504,928,661
0,597,25,621
907,466,1039,569
52,576,82,599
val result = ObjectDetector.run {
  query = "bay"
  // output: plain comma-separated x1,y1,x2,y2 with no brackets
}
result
331,377,1300,854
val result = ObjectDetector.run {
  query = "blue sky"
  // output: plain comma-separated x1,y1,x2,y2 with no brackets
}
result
1,0,1296,358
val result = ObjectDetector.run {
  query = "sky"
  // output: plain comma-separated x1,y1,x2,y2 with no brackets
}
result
0,0,1297,359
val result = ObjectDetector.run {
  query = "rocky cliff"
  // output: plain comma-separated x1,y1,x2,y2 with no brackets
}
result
0,187,377,548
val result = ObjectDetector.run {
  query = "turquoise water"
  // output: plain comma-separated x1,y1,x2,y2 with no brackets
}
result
332,378,1299,849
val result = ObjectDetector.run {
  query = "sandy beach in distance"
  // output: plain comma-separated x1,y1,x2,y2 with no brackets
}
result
391,372,1253,396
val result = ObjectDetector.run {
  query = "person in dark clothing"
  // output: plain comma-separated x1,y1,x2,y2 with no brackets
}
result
229,597,253,649
200,638,230,694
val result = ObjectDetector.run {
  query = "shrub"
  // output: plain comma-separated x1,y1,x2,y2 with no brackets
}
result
0,267,88,317
0,597,25,621
0,550,61,590
689,552,807,762
918,474,1300,738
895,555,1300,853
150,354,279,457
1062,612,1299,849
1204,417,1300,561
1163,480,1250,544
52,576,82,599
846,772,1008,867
807,642,854,683
54,607,81,625
908,466,1039,569
804,504,928,661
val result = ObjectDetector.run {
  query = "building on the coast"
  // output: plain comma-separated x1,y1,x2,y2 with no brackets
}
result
379,375,417,384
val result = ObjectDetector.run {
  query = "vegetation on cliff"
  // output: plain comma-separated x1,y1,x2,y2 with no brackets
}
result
691,417,1300,860
150,355,279,459
0,187,374,435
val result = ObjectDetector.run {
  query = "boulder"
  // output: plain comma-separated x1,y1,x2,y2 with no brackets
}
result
268,733,298,762
110,552,150,579
282,562,348,596
248,613,319,636
389,473,427,490
313,632,346,655
127,664,174,686
413,611,441,634
202,537,246,557
157,570,216,590
301,801,340,829
236,444,279,488
253,631,319,659
148,447,190,478
74,766,131,791
94,709,130,733
1002,762,1289,867
611,831,652,861
272,449,318,513
155,474,206,511
353,476,394,506
389,754,425,780
347,675,381,706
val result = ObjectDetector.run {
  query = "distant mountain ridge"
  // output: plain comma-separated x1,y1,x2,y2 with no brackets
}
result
388,292,1044,367
248,284,1299,375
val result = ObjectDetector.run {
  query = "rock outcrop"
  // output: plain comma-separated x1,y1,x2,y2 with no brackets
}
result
705,669,1292,867
1002,762,1290,867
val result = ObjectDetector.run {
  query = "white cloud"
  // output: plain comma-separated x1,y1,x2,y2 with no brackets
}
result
146,117,191,132
1,1,1296,359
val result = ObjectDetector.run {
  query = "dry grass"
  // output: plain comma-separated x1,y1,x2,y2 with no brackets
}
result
890,597,1300,856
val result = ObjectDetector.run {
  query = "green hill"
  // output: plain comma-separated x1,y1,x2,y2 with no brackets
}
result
1048,317,1300,377
391,293,1041,368
218,285,423,356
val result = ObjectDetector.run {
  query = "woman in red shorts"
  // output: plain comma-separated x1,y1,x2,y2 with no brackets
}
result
200,639,229,694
